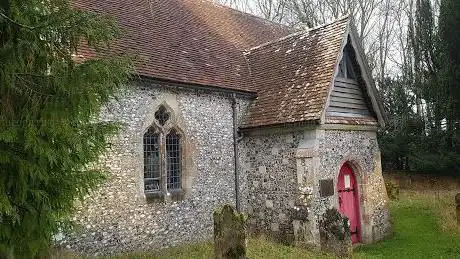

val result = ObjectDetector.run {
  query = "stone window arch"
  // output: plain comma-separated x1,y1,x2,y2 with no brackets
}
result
143,105,183,196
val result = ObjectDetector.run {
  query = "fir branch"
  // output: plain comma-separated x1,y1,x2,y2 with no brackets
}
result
0,1,131,256
14,74,56,98
0,10,75,31
0,12,35,30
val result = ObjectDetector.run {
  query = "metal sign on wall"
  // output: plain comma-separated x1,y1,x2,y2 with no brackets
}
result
319,179,334,197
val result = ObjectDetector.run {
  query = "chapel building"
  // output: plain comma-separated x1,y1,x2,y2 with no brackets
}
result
65,0,391,254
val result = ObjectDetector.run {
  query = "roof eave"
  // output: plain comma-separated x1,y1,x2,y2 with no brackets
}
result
240,119,321,131
135,74,258,98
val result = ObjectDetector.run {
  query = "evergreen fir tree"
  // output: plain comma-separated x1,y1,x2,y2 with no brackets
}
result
378,0,460,175
0,0,132,257
439,0,460,134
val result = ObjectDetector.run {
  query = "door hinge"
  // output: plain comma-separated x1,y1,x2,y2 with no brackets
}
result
338,188,355,193
350,227,359,235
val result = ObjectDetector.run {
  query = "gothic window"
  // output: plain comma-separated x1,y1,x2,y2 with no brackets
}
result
143,105,182,195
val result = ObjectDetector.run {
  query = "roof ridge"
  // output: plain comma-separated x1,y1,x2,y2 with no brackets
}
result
304,14,350,32
204,0,291,31
244,15,350,53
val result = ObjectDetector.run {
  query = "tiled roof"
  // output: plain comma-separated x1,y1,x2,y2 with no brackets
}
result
242,17,350,128
75,1,352,128
74,0,293,93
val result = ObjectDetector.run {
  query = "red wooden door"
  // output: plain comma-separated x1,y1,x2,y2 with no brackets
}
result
337,163,361,243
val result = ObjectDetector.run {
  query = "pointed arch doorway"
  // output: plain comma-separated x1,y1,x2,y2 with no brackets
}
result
337,163,361,243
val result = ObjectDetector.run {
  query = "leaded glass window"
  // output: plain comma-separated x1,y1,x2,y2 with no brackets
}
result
143,106,183,195
143,128,161,192
166,130,181,190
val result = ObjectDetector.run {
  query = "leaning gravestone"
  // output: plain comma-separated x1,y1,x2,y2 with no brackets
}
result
213,205,247,259
319,208,352,258
456,193,460,225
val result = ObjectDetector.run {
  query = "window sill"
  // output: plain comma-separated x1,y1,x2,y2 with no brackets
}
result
166,189,184,201
144,189,184,203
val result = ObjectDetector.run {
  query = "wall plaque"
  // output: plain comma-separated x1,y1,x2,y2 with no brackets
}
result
319,179,334,197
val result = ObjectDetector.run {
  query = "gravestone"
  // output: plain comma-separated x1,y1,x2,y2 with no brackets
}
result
213,205,247,259
319,208,352,258
456,193,460,225
291,205,312,247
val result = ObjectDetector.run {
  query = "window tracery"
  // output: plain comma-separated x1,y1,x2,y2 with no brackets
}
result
143,105,182,195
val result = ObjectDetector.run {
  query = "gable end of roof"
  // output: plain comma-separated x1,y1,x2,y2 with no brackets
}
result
241,16,351,128
320,22,386,127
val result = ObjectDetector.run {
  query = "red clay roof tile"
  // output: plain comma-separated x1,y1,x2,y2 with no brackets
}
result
74,0,293,93
74,0,350,128
242,17,350,128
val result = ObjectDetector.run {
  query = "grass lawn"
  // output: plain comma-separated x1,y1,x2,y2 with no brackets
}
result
105,238,332,259
57,186,460,258
354,191,460,259
95,190,460,259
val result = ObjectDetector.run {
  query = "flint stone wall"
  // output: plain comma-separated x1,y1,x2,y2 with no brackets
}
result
304,129,391,244
59,78,391,254
239,130,307,244
60,79,250,255
240,127,391,246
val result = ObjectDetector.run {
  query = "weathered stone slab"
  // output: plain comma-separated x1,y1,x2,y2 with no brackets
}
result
291,205,312,247
213,205,247,259
319,208,352,258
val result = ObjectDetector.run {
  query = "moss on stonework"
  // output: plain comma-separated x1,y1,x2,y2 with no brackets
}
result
321,209,348,241
213,205,247,259
319,208,352,258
